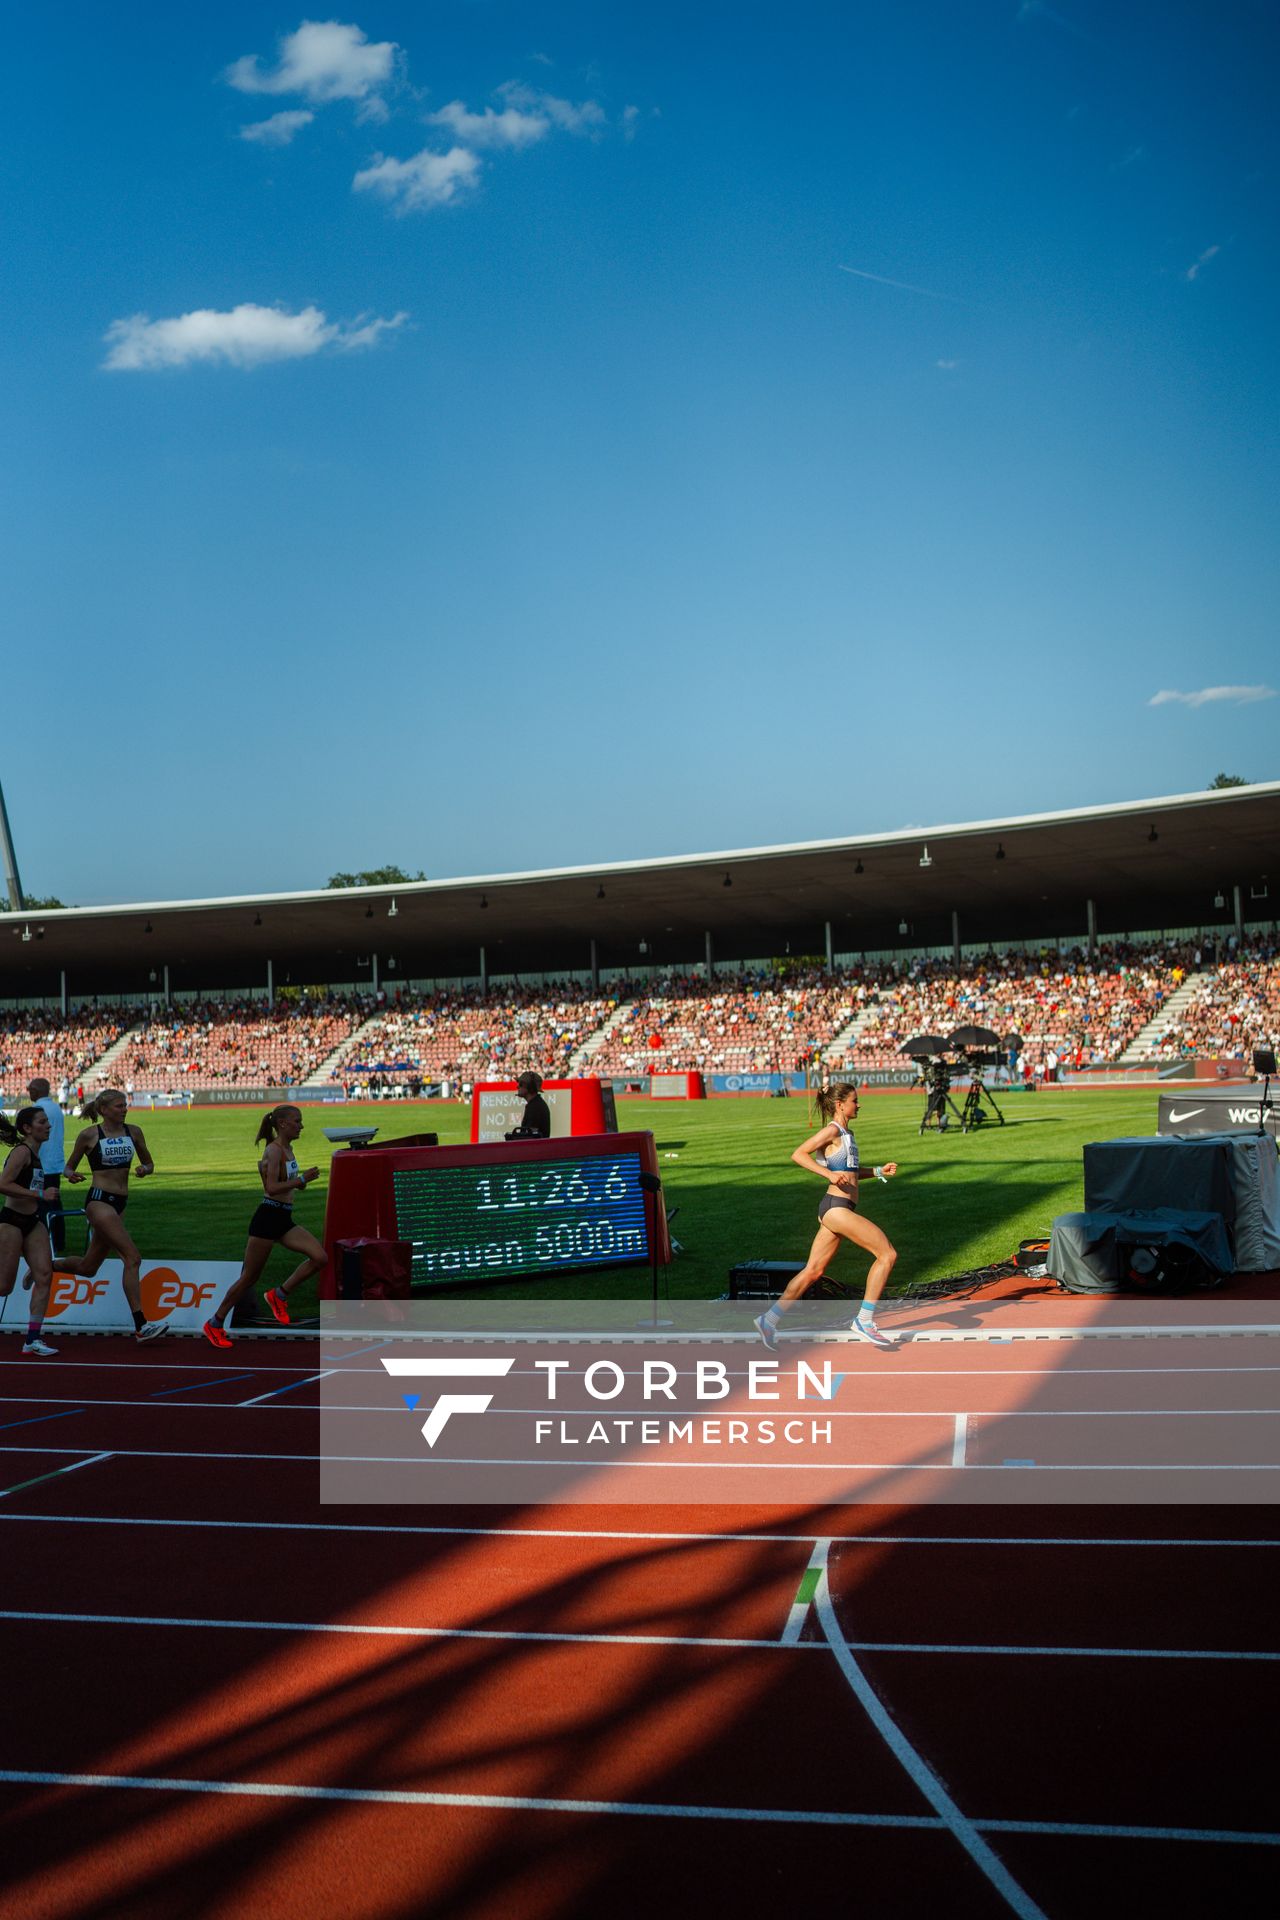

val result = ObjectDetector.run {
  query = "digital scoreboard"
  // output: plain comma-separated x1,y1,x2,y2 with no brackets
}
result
393,1152,648,1284
321,1130,669,1293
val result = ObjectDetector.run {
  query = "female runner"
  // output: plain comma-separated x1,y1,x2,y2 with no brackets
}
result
0,1106,59,1356
203,1106,326,1346
63,1089,166,1341
755,1083,900,1350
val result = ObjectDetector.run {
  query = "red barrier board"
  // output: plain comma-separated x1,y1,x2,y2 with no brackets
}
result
321,1130,669,1295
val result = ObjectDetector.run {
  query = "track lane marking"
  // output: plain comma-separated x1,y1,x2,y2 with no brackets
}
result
813,1539,1048,1920
0,1454,113,1502
0,1769,1273,1846
237,1371,334,1407
1,1513,1277,1548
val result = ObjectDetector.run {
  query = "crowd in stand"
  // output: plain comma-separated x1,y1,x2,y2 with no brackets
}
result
333,985,616,1089
1146,934,1280,1061
590,968,858,1076
0,1007,131,1095
122,997,363,1090
840,945,1191,1072
4,937,1279,1102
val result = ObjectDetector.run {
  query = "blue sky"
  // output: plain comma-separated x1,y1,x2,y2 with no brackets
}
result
2,2,1276,905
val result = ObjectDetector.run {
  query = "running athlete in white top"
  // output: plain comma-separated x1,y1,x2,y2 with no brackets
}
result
755,1083,900,1351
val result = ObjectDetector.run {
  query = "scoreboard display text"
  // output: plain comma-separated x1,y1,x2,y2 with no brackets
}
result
393,1151,650,1284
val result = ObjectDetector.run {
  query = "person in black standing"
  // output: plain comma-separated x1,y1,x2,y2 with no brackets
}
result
506,1071,551,1140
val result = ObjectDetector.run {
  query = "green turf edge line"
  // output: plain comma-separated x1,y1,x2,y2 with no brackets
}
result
0,1453,111,1503
793,1566,823,1607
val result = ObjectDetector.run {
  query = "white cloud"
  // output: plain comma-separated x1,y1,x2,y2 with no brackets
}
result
239,109,315,147
352,145,481,213
935,358,960,369
621,104,640,141
1149,685,1276,709
1185,244,1221,282
497,80,605,135
225,20,397,105
102,302,408,371
425,101,549,149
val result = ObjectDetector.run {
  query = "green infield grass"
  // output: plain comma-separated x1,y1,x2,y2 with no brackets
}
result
66,1086,1164,1313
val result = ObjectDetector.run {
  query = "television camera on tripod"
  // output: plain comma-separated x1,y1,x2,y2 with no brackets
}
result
948,1025,1007,1130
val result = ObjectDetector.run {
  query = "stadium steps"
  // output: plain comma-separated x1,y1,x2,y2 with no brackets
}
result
822,996,881,1065
569,1000,636,1074
1116,969,1206,1064
90,1022,145,1084
304,1012,385,1087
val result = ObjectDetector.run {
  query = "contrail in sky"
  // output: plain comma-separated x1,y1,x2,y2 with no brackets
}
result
838,264,970,305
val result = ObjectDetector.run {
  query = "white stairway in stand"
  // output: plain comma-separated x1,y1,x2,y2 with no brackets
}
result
1117,970,1206,1065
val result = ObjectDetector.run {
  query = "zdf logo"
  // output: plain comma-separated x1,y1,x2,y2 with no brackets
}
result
382,1357,515,1446
45,1273,110,1317
141,1268,217,1320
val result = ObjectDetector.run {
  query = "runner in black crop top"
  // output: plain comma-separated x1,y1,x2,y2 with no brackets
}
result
62,1089,165,1342
204,1104,327,1348
0,1106,59,1354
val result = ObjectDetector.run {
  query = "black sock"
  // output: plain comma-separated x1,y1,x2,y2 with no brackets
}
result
131,1308,145,1331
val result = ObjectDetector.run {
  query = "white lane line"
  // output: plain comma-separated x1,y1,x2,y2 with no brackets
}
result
0,1767,938,1828
952,1414,969,1467
0,1607,813,1654
237,1371,335,1408
813,1541,1048,1920
3,1608,1277,1667
0,1769,1275,1846
4,1396,1278,1419
1,1513,1278,1550
0,1453,114,1503
6,1443,1278,1473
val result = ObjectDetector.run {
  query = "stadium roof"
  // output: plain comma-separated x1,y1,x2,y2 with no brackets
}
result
3,782,1276,996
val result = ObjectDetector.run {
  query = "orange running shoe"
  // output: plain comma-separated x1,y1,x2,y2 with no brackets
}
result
202,1319,233,1349
264,1287,291,1326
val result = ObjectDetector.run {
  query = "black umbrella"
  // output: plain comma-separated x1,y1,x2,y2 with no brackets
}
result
948,1025,1001,1048
901,1034,950,1057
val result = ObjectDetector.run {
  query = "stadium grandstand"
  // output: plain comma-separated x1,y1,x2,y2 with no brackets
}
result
2,783,1277,1099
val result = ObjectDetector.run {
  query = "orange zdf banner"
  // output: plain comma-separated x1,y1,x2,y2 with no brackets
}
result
0,1261,242,1334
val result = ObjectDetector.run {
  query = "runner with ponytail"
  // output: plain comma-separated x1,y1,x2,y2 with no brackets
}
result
0,1107,59,1355
63,1088,166,1341
202,1105,326,1347
755,1083,901,1351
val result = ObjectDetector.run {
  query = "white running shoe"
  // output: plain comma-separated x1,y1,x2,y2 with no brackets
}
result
136,1319,168,1342
848,1317,896,1350
21,1338,58,1357
753,1313,780,1351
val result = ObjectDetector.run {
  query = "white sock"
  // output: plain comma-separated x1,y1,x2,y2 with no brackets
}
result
763,1304,784,1330
856,1304,877,1327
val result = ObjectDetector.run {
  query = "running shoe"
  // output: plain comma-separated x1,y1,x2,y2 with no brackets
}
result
753,1313,779,1351
263,1287,291,1326
136,1319,168,1342
848,1317,896,1350
21,1337,58,1356
202,1319,233,1350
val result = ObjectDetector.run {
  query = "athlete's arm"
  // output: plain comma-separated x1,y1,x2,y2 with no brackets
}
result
260,1142,308,1200
791,1124,853,1188
0,1145,34,1204
130,1124,155,1176
63,1129,90,1183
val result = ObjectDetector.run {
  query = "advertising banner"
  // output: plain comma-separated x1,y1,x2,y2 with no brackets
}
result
1158,1092,1279,1139
0,1259,241,1334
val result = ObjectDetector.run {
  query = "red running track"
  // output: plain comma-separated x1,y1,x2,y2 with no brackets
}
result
0,1334,1277,1920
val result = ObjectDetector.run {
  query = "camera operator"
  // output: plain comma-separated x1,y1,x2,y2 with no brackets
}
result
505,1071,551,1141
921,1056,951,1132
